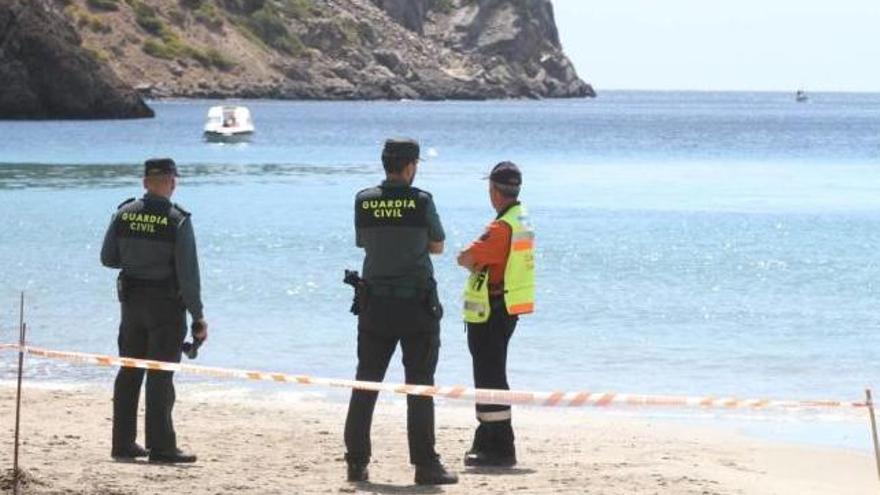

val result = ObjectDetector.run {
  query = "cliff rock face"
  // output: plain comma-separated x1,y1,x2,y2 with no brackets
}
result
60,0,593,101
372,0,429,35
366,0,590,98
425,0,590,98
0,0,154,119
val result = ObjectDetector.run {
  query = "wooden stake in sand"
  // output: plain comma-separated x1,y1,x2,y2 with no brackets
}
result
13,292,27,495
866,389,880,484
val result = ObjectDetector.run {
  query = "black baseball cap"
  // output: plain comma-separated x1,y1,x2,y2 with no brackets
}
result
144,158,179,177
382,138,420,162
486,161,522,186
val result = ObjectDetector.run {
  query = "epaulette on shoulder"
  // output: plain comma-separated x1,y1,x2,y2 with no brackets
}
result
356,186,380,197
172,202,191,217
412,187,432,199
117,198,136,209
173,203,192,217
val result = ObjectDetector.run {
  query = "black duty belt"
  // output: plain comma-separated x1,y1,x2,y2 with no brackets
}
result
367,284,427,299
124,277,177,290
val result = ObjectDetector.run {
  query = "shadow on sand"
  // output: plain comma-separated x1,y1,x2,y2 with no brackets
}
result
350,481,444,494
463,467,536,476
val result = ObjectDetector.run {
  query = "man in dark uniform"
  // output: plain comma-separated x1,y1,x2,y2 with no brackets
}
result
344,139,458,486
100,158,208,464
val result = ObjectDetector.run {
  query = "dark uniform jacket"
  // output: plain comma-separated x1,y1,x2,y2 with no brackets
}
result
100,193,204,320
355,180,445,290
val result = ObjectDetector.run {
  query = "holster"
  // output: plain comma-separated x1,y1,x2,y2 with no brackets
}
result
344,269,366,316
116,274,127,303
351,283,365,316
424,277,443,321
353,282,367,315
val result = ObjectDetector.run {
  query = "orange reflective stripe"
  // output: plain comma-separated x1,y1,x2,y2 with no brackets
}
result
511,240,534,251
508,302,533,314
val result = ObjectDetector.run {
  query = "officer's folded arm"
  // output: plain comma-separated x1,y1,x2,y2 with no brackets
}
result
457,250,479,272
429,240,444,255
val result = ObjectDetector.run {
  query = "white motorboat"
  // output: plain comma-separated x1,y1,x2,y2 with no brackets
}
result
203,105,254,142
795,89,808,103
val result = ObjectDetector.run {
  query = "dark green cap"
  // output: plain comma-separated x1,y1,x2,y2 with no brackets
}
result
486,161,522,186
144,158,179,177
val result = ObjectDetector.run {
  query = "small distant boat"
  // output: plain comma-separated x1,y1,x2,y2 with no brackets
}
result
203,105,254,142
795,90,808,103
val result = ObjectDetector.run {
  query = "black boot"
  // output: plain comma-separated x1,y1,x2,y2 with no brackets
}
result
464,450,517,467
463,423,489,466
464,420,516,467
347,463,369,482
111,442,148,461
149,448,197,464
415,462,458,485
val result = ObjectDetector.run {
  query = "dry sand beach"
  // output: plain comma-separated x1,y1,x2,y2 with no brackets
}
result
0,382,875,495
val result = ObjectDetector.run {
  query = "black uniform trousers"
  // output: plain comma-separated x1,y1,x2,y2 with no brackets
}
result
344,295,441,466
113,288,187,454
467,295,518,457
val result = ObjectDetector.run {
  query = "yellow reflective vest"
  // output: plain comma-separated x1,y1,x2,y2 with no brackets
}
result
463,203,535,323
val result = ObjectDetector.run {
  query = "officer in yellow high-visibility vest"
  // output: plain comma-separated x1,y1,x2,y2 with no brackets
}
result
456,161,535,467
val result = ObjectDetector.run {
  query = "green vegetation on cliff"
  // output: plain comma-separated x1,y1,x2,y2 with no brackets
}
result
86,0,120,11
241,6,306,55
115,0,237,70
230,0,319,56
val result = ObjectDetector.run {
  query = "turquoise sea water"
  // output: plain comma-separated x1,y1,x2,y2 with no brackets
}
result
1,92,880,432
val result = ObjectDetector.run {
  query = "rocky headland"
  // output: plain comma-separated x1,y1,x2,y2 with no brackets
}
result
1,0,593,119
61,0,593,100
0,0,154,119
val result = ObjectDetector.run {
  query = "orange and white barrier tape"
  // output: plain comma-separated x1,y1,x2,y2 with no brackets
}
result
0,343,868,411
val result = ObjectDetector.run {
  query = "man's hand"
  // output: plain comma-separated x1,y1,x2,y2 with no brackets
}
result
192,319,208,341
457,251,479,273
429,241,444,255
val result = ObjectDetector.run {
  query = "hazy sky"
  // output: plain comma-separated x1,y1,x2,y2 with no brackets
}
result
553,0,880,92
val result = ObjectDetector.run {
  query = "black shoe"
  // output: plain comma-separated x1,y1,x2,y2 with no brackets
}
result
347,463,369,482
464,450,517,468
111,443,149,460
415,462,458,485
149,448,197,464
